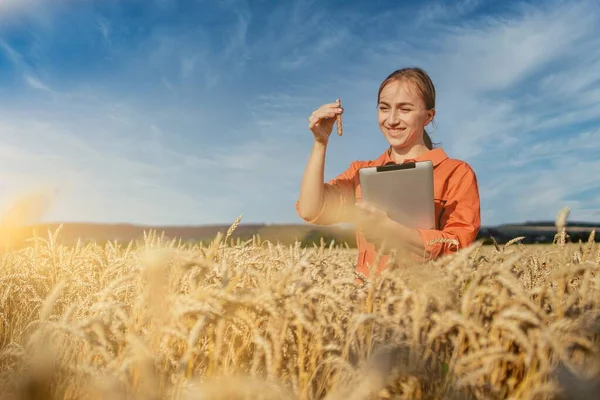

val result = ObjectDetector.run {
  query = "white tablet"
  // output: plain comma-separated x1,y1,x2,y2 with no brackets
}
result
358,160,436,230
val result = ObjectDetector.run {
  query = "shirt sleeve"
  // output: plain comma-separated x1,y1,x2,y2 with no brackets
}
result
416,164,481,259
295,162,358,225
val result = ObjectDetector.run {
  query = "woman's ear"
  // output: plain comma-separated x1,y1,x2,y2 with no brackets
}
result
425,108,436,126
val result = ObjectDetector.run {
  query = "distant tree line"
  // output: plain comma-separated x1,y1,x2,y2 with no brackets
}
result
478,228,597,245
298,227,599,248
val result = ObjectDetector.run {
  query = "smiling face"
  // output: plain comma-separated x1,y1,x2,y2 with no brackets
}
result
377,79,435,149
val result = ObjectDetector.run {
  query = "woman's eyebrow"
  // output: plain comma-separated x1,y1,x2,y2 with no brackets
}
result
378,101,415,106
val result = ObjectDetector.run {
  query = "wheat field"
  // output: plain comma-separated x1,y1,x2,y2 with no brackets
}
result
1,209,600,400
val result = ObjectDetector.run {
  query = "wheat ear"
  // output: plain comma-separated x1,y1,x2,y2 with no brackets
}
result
336,98,343,136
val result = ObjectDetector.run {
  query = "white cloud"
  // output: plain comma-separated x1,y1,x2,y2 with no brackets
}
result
1,38,54,94
246,1,356,71
0,0,40,15
24,74,51,91
221,9,250,61
431,4,595,92
483,156,600,223
539,55,600,100
0,0,55,30
96,17,111,48
416,0,483,26
0,39,21,64
506,128,600,167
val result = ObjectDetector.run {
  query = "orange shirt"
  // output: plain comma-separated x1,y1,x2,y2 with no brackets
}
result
296,147,481,277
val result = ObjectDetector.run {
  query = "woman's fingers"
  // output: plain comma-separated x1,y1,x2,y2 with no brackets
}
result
311,108,340,120
308,102,343,122
308,112,338,130
308,101,344,140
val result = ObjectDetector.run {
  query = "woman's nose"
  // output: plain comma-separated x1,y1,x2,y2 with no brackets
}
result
389,110,401,125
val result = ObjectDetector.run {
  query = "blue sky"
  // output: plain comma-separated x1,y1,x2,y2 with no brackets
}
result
1,0,599,227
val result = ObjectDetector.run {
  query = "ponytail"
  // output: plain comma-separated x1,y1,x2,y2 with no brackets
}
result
424,130,434,150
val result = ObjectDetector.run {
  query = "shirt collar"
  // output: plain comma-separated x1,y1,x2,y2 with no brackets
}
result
377,146,449,167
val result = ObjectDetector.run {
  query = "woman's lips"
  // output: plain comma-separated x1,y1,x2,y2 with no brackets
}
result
386,127,406,137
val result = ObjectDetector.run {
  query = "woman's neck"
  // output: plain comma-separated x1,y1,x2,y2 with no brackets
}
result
389,143,431,164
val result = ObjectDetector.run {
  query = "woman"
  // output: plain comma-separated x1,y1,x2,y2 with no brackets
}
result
296,67,481,278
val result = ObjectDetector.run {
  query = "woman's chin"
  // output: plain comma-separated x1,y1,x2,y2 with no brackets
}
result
385,135,410,148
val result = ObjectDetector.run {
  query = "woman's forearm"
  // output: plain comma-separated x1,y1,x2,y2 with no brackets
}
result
298,141,328,221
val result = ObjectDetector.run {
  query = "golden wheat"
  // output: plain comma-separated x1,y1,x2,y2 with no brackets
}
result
0,212,598,399
336,98,343,137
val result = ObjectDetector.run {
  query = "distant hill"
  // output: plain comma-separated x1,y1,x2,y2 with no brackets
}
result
19,222,357,247
16,220,600,247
